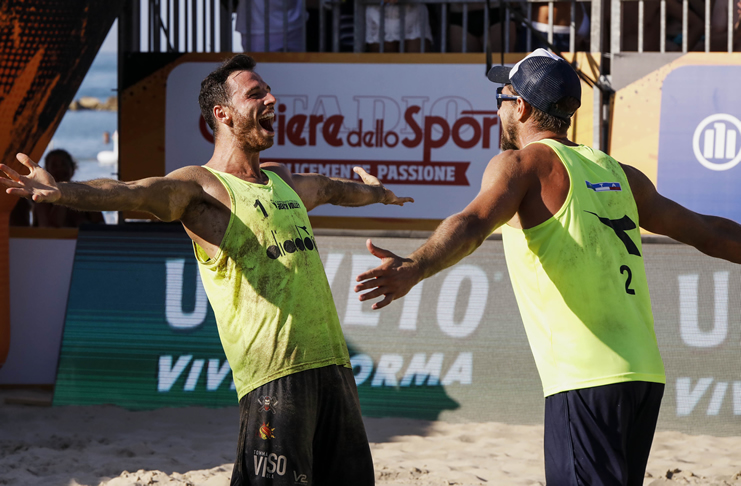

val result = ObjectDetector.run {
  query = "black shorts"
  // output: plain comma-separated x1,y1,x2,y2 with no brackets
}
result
544,381,665,486
230,365,374,486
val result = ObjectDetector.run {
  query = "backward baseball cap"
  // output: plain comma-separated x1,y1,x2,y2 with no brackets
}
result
487,48,581,120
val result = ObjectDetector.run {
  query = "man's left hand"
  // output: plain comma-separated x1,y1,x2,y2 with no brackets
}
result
353,167,414,206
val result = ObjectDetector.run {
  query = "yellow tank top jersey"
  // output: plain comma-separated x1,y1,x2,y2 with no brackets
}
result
502,139,666,397
194,167,350,400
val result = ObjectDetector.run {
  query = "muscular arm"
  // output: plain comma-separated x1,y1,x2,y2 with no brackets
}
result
355,151,531,308
623,164,741,263
261,163,413,212
1,154,204,222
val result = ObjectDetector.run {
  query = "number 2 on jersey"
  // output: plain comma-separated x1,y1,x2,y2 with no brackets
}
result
620,265,636,295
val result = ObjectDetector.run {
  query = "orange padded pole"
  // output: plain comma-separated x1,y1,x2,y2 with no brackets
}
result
0,0,123,370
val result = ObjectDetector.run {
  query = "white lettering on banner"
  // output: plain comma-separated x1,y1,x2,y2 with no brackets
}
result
678,272,729,347
345,255,382,327
372,354,404,386
399,282,424,331
677,378,741,416
676,377,714,416
437,265,488,338
708,381,729,415
184,359,205,391
158,355,192,392
207,359,232,390
165,259,208,330
442,352,473,385
351,352,473,386
158,355,235,392
351,354,374,385
400,353,444,386
322,252,345,287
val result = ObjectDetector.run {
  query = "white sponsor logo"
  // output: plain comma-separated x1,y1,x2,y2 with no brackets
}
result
254,452,287,478
692,114,741,171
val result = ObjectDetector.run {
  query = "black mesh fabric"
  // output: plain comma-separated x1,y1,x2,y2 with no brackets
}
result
511,57,581,120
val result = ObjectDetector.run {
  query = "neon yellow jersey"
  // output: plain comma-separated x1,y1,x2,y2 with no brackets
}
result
194,167,350,400
502,139,665,397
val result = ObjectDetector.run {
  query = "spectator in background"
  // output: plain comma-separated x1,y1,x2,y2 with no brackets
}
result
621,0,704,51
365,0,433,52
32,150,105,228
710,0,741,50
520,2,590,52
448,3,517,52
9,197,31,226
235,0,305,52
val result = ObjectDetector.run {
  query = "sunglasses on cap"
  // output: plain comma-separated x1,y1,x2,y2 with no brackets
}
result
496,86,521,109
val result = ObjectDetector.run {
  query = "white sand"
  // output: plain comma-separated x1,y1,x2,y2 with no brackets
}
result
2,389,740,486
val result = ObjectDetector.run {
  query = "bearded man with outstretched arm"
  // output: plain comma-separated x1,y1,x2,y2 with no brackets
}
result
2,54,414,486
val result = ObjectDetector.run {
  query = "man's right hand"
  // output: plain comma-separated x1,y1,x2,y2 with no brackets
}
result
354,239,421,310
0,153,61,203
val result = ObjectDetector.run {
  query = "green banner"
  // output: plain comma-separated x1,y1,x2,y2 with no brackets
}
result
55,226,741,435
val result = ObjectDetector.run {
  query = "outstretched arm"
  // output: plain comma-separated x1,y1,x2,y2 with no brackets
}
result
265,164,414,212
1,153,204,222
623,164,741,263
354,151,530,309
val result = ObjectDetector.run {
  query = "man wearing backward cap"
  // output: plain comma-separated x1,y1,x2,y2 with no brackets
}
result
355,49,741,484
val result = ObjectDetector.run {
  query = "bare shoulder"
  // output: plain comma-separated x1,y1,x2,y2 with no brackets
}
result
260,161,297,191
619,163,657,199
482,147,537,183
166,165,216,184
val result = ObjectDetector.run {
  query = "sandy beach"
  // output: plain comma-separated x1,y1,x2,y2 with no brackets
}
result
2,388,740,486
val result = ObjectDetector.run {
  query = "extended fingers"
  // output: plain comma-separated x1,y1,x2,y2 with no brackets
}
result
4,187,31,198
354,276,387,292
391,196,415,206
15,153,38,170
353,166,380,185
357,287,387,302
0,163,21,181
371,294,395,310
356,266,386,282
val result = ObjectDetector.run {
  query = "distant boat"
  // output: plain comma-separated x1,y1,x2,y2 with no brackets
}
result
97,130,118,165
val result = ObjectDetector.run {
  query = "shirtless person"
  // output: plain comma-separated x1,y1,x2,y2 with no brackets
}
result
354,49,741,485
1,54,413,486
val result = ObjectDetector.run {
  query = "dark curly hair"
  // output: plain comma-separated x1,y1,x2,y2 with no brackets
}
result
198,54,257,133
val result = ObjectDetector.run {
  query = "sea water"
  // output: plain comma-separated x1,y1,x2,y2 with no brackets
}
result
46,51,118,181
44,51,118,223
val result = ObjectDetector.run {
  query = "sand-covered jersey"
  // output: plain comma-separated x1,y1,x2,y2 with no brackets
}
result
502,139,666,397
193,167,350,400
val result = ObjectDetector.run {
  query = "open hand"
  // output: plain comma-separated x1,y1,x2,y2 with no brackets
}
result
354,238,421,310
0,154,61,203
353,167,414,206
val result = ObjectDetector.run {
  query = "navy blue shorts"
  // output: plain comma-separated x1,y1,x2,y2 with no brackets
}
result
544,381,665,486
230,365,374,486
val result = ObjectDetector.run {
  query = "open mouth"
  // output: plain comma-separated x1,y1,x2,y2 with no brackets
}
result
259,112,274,133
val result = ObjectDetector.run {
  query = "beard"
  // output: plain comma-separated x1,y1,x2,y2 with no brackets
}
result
232,109,273,153
500,111,520,151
